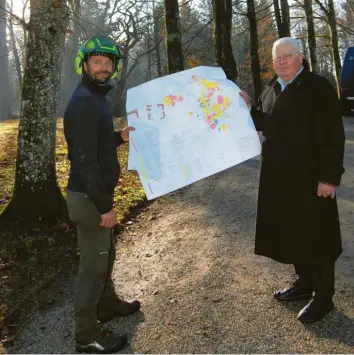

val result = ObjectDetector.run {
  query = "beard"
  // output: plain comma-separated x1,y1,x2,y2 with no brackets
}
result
92,72,111,84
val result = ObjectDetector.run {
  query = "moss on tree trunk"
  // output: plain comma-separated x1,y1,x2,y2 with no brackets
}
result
1,0,68,225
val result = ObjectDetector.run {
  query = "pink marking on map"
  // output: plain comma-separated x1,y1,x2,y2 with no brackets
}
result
131,137,138,153
217,95,224,104
211,124,216,129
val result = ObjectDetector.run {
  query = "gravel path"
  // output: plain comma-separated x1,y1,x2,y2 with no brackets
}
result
7,118,354,354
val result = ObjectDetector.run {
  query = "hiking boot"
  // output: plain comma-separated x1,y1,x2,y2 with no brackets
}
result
297,298,334,323
76,329,127,353
98,299,141,323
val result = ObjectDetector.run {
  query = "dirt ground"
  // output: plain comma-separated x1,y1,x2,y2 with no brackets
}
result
5,117,354,354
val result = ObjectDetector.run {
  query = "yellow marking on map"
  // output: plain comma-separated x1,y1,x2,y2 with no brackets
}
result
181,166,189,180
212,103,220,113
201,78,218,89
138,156,148,180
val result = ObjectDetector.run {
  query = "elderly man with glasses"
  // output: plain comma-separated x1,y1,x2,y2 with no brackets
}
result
240,37,345,323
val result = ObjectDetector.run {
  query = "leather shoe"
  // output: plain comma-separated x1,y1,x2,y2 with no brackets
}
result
98,299,141,323
274,286,313,301
297,298,334,323
76,329,127,353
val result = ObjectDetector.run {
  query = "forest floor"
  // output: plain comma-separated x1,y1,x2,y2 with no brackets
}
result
1,117,354,353
0,118,147,353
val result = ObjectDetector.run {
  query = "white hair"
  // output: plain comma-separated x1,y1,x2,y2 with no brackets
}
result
272,37,301,58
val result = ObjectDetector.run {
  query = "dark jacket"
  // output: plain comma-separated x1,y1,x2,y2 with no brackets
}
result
64,76,125,214
251,61,345,264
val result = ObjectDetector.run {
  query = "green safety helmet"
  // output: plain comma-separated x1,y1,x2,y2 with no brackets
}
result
75,34,123,79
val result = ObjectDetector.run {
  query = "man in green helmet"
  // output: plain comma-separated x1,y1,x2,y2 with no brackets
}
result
64,34,140,353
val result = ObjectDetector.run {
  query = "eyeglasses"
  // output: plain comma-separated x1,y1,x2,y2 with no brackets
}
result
273,52,299,62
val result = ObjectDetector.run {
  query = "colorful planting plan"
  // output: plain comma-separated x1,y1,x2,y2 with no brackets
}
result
126,66,261,200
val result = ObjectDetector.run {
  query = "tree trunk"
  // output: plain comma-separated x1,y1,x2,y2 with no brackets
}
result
0,0,12,121
147,25,152,81
163,0,184,74
273,0,290,37
59,0,80,115
153,0,162,77
9,20,23,89
327,0,341,96
212,0,237,81
280,0,291,36
315,0,341,95
1,0,68,225
304,0,319,72
273,0,282,37
247,0,262,101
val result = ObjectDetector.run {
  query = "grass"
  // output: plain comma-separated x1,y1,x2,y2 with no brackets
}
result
0,118,146,342
0,118,146,219
0,120,17,213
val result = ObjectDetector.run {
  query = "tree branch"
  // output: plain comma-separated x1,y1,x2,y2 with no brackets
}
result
0,5,27,29
183,19,212,52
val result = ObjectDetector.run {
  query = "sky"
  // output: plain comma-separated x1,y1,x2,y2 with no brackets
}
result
11,0,204,18
12,0,29,19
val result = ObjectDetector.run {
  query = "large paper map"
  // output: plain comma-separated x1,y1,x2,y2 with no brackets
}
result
126,66,261,200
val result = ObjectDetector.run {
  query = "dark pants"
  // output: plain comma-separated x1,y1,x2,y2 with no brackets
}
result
66,190,118,342
294,262,335,301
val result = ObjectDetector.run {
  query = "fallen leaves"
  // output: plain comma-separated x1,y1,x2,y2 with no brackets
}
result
0,117,148,331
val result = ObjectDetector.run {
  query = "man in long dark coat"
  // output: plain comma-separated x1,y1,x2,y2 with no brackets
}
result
240,37,345,323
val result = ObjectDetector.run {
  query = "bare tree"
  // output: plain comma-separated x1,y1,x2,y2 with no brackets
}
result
164,0,184,73
303,0,319,72
59,0,81,114
0,0,12,120
273,0,290,37
111,1,151,115
212,0,237,81
315,0,341,95
338,0,354,49
2,0,68,224
153,0,162,77
246,0,262,100
8,19,23,88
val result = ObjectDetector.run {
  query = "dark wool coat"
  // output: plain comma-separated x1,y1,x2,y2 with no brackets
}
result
251,61,345,265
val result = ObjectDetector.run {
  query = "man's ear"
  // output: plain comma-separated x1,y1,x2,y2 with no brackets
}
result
298,53,304,62
83,61,88,74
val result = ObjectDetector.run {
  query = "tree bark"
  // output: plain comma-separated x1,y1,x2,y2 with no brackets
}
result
273,0,290,37
280,0,290,36
327,0,341,96
153,0,162,77
163,0,184,74
212,0,237,81
247,0,262,101
147,25,151,81
2,0,68,225
273,0,282,37
304,0,319,72
0,0,12,121
315,0,341,96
